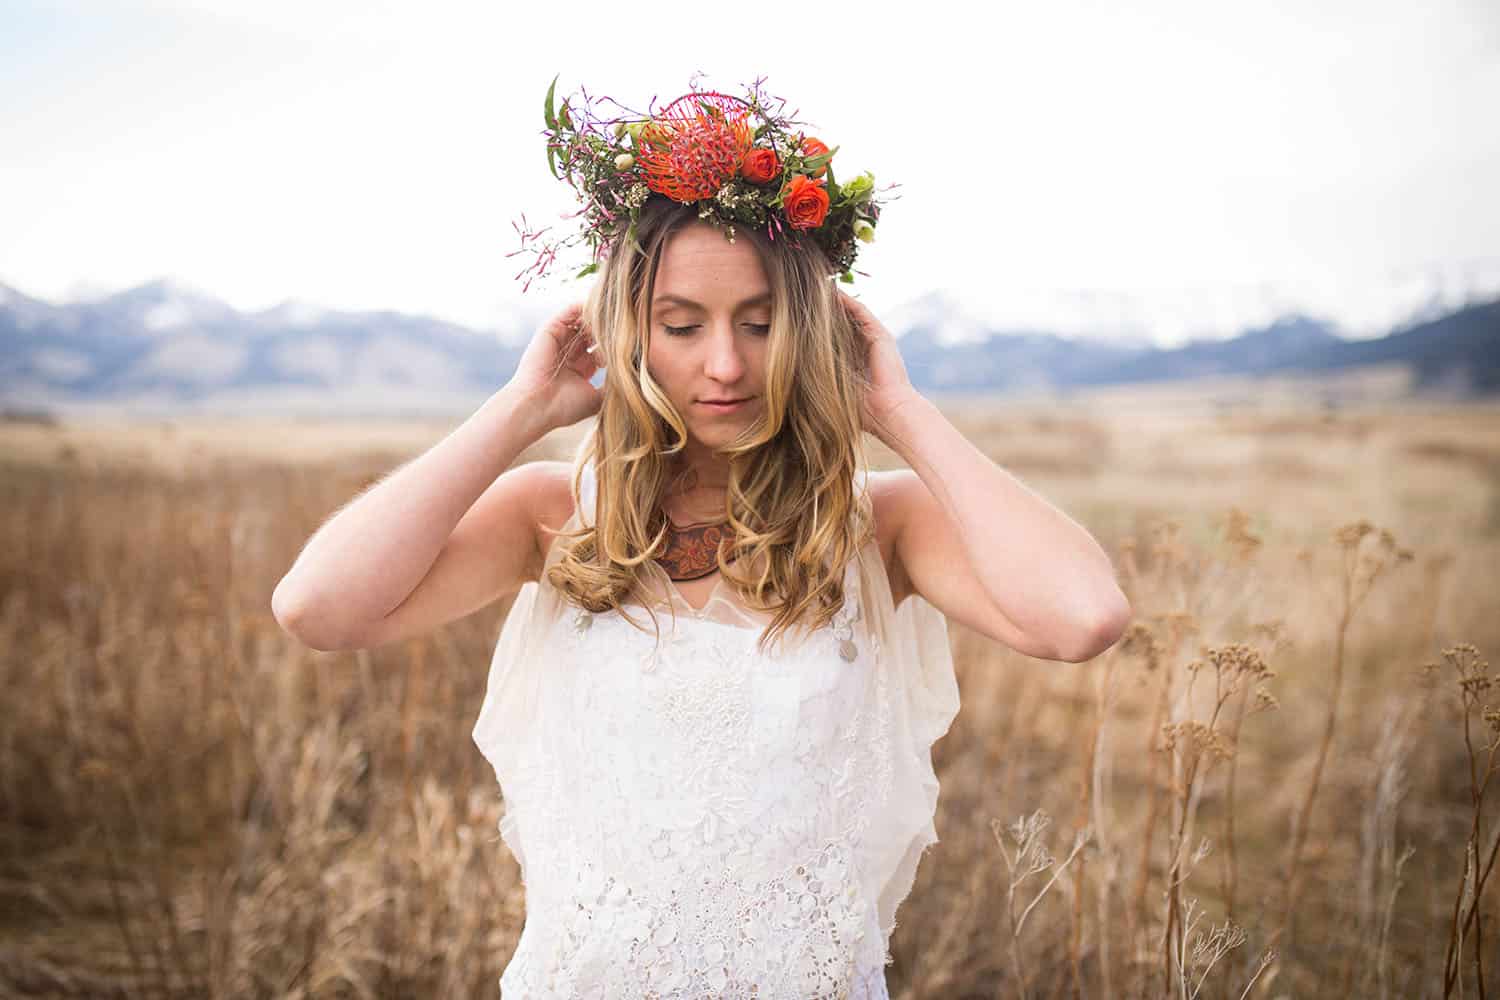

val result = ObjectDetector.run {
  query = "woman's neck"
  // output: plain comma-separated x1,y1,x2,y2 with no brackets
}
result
662,456,732,525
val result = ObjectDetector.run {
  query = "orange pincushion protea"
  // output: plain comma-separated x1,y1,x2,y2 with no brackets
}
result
512,74,894,292
635,92,755,202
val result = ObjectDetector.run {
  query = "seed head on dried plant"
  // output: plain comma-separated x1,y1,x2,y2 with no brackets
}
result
1423,643,1499,998
1158,641,1278,995
1222,506,1263,564
1176,896,1274,1000
991,809,1092,1000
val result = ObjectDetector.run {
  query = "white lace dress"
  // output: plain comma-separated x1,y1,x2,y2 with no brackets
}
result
472,452,961,999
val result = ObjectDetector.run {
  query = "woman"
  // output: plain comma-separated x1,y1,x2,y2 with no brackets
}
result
274,87,1130,998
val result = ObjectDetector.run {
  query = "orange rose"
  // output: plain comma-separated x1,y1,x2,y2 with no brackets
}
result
740,147,780,184
800,137,831,178
782,174,829,230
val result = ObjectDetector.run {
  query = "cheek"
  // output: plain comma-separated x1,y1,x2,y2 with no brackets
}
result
749,342,771,383
643,336,663,376
644,342,684,395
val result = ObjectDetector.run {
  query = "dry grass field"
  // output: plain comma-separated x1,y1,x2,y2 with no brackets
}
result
3,383,1499,998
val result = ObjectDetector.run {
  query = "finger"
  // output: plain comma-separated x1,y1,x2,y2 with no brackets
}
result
545,306,584,350
837,291,873,325
840,295,882,333
558,316,591,359
563,325,602,372
845,304,874,335
566,356,599,381
568,308,596,353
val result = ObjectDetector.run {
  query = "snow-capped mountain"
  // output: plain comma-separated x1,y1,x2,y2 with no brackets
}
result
882,290,1002,347
886,287,1163,349
889,262,1500,350
0,278,525,418
96,278,238,334
1,277,1497,418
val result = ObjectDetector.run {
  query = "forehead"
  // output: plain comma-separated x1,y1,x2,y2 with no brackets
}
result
652,224,770,306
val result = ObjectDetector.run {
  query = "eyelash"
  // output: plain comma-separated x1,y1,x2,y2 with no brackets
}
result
663,323,772,337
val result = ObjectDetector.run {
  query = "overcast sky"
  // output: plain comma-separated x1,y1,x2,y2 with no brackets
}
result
2,0,1497,345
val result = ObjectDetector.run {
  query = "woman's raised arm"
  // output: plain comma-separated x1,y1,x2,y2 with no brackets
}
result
271,301,601,651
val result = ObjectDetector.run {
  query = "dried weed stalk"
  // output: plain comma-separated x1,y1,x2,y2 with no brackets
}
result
991,809,1091,1000
1275,520,1413,953
1423,643,1500,998
1159,642,1278,997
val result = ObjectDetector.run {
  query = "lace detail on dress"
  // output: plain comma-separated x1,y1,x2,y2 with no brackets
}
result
502,841,891,998
471,454,959,999
497,557,896,998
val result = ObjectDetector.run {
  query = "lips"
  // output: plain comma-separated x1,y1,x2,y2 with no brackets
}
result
697,396,753,413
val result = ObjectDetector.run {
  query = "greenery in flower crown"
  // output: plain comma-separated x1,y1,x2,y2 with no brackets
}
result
507,73,898,293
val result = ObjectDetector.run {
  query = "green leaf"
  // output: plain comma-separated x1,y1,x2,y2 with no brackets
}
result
547,143,558,180
839,270,855,284
544,74,559,130
575,261,600,279
802,145,839,173
559,102,572,130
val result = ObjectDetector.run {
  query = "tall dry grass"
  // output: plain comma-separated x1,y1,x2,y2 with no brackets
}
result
2,396,1499,998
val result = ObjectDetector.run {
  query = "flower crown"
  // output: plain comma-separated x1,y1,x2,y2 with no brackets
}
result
508,74,898,293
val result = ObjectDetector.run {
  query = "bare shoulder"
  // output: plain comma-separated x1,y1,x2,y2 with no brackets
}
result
526,460,581,568
862,468,918,606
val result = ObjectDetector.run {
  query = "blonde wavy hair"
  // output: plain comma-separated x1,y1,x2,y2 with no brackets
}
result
543,194,876,657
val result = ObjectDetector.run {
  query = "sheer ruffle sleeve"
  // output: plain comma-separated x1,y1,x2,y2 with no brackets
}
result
850,470,962,943
470,454,595,875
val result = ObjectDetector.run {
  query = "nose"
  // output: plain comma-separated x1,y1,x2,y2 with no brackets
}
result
703,321,746,384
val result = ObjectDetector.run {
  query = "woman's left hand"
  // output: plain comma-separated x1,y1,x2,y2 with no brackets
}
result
837,288,921,444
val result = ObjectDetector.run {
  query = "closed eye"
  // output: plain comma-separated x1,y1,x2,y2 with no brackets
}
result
662,323,771,337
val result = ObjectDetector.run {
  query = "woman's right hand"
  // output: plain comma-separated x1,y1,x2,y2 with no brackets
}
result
506,301,604,431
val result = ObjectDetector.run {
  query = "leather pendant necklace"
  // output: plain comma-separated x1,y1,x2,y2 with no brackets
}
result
656,517,734,582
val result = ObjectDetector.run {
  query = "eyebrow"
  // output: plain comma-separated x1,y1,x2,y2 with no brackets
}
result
651,291,773,310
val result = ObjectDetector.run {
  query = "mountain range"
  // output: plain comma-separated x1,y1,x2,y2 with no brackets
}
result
2,279,1496,419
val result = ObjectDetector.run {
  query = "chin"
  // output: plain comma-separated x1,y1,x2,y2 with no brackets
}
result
690,425,736,446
